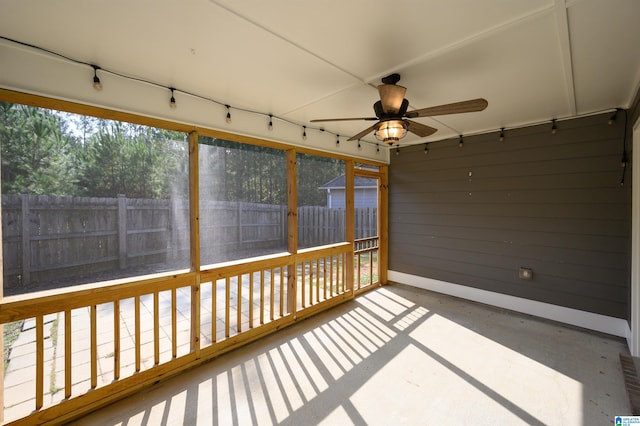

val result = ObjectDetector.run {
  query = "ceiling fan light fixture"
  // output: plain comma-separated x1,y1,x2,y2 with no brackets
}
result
374,120,408,144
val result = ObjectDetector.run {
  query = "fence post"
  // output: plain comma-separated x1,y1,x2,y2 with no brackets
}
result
237,201,243,250
21,194,31,286
170,196,178,260
118,194,127,269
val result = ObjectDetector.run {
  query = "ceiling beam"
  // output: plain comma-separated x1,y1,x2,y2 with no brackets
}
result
554,0,577,115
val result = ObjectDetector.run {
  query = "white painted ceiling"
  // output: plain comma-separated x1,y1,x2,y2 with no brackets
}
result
1,0,640,147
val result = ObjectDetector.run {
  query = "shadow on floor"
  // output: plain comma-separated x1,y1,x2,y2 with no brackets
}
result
68,283,630,425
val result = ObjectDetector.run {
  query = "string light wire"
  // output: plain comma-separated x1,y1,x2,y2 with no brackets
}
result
0,35,624,153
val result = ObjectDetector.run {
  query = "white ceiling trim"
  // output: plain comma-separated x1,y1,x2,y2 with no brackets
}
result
554,0,577,115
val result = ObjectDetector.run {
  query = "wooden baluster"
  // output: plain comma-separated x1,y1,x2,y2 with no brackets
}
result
154,292,159,365
316,258,321,302
279,266,284,318
65,309,72,398
309,260,314,306
171,289,177,359
330,256,334,297
35,316,44,409
237,275,242,333
357,253,362,290
301,263,305,309
135,296,141,372
260,270,265,324
225,277,231,338
212,281,217,343
270,268,275,321
369,249,374,287
91,305,97,388
249,273,254,329
323,257,327,300
113,301,120,380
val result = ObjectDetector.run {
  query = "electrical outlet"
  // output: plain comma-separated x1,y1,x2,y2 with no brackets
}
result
519,267,533,280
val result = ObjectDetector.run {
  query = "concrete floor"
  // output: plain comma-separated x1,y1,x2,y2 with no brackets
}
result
68,284,631,425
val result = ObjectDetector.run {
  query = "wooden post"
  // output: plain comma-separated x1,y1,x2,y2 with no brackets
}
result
345,160,355,294
0,187,4,423
188,131,201,356
21,194,31,286
286,149,297,315
118,194,127,270
379,165,389,285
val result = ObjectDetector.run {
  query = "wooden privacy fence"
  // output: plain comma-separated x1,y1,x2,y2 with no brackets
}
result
2,195,377,292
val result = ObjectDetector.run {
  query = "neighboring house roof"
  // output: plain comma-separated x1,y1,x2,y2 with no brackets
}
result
318,175,377,190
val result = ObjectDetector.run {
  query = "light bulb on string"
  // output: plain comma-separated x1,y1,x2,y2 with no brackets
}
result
302,126,307,141
169,88,177,109
91,65,102,91
268,115,273,131
357,140,361,150
621,150,629,168
499,128,505,142
225,105,232,124
551,119,557,134
396,147,400,156
609,109,619,125
459,135,464,148
376,144,380,153
336,135,340,146
424,143,429,155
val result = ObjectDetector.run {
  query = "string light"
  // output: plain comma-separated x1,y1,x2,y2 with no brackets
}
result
225,105,232,123
357,140,361,150
302,126,307,141
169,88,177,109
459,135,464,148
551,119,557,134
91,65,102,91
621,150,629,168
336,135,340,146
620,109,629,185
424,143,429,154
499,128,505,142
3,36,625,154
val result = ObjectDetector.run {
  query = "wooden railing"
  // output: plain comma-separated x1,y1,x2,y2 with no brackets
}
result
0,242,353,425
354,237,379,292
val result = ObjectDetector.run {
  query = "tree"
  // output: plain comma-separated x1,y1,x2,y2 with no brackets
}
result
296,153,344,206
78,120,187,198
0,102,79,195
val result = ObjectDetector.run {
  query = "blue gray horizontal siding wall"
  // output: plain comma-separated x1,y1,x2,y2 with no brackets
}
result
389,112,631,319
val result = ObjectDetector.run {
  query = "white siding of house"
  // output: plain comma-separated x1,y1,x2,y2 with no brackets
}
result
327,188,376,209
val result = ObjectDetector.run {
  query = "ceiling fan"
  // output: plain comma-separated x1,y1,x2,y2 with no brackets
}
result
310,73,488,145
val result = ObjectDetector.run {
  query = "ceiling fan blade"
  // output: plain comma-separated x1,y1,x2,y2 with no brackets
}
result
378,84,407,114
405,120,438,137
347,123,378,141
405,98,488,118
310,117,378,123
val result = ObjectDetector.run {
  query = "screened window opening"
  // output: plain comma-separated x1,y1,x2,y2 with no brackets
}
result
0,102,190,296
198,137,288,265
296,153,346,249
